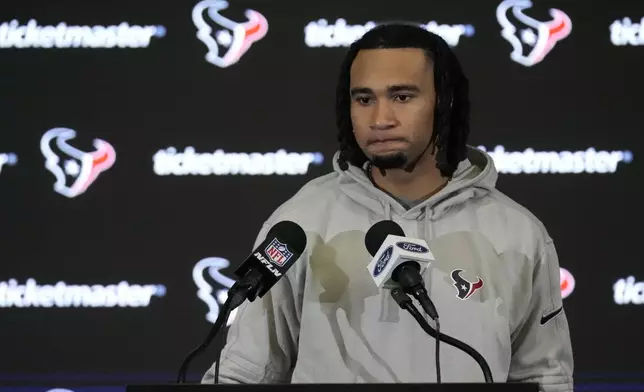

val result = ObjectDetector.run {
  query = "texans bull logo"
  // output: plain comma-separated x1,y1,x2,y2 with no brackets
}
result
40,127,116,198
451,269,484,300
496,0,572,67
192,0,268,68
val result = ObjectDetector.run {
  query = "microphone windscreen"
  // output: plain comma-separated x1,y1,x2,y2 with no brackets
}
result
364,220,405,256
267,220,307,254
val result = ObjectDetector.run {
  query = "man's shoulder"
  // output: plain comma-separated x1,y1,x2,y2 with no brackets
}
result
488,189,549,232
264,172,342,225
475,188,554,255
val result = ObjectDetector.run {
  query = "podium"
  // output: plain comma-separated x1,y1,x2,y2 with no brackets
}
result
127,383,539,392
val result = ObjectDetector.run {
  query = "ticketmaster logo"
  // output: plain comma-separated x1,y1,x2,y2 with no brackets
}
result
0,19,166,49
304,18,474,48
153,147,325,176
0,278,166,308
614,276,644,305
610,17,644,46
478,145,633,174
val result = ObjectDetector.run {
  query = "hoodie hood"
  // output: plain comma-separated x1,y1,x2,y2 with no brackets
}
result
333,145,498,225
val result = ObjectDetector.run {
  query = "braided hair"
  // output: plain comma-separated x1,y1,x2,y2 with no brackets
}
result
335,22,470,179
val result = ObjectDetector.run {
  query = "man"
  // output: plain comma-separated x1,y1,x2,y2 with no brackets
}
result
203,23,574,390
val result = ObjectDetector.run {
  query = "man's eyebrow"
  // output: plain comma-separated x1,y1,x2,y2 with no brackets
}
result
349,87,372,97
387,84,421,93
349,84,421,97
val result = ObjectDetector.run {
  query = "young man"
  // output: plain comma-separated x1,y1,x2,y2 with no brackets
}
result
203,23,574,391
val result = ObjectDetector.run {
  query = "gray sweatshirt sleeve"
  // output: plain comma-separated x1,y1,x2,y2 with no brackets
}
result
507,239,574,392
202,222,301,384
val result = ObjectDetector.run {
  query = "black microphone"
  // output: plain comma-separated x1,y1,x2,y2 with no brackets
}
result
176,220,307,384
365,220,439,320
231,220,307,302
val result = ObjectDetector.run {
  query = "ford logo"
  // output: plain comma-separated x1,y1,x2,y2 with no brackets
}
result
373,246,393,277
396,241,429,253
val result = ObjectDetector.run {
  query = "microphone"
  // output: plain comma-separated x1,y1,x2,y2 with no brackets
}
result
365,220,438,320
365,220,493,383
176,220,307,384
230,220,307,302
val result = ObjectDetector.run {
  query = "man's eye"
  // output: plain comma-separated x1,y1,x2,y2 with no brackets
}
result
394,94,412,102
356,97,372,105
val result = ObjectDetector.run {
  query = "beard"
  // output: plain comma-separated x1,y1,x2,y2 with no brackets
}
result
369,151,409,170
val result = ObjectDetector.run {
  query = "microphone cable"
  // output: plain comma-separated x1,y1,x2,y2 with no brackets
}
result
390,288,494,384
391,288,441,383
176,280,253,383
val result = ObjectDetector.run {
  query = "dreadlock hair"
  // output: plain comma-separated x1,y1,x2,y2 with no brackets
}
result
335,22,470,179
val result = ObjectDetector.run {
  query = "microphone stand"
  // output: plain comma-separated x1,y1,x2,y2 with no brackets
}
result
390,288,494,384
176,276,259,384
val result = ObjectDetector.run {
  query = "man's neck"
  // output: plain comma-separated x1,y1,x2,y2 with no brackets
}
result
369,155,448,202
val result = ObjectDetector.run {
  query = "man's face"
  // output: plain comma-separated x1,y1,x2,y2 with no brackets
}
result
349,48,436,169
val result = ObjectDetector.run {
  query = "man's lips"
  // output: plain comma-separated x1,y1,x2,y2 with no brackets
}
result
367,137,407,145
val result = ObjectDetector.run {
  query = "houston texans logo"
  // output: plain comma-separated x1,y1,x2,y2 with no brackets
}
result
451,269,484,300
193,257,238,325
192,0,268,68
40,127,116,198
496,0,572,67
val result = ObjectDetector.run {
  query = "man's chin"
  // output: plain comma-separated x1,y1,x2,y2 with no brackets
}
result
369,152,408,170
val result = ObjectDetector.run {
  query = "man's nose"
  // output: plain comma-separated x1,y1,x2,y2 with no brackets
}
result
370,100,398,130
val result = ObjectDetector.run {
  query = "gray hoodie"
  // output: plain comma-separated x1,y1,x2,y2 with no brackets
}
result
202,146,574,391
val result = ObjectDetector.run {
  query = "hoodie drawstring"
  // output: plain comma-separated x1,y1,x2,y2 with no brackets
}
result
383,203,434,241
424,207,433,241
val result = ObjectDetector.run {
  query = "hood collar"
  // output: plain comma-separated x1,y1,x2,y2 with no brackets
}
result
333,146,498,221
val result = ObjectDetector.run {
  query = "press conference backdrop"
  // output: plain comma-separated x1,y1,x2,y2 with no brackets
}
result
0,0,643,390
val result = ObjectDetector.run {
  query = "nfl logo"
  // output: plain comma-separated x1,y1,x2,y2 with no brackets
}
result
264,238,294,267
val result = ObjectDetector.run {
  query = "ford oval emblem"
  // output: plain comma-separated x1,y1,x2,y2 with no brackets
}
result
373,246,393,277
396,241,429,253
